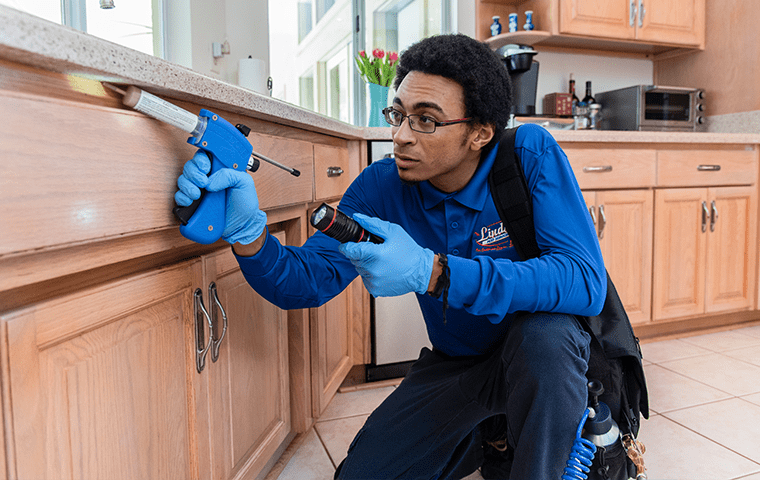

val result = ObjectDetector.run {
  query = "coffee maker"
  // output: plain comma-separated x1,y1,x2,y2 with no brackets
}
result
497,44,539,116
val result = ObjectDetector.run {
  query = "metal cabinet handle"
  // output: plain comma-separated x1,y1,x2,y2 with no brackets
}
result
588,205,597,229
638,0,645,27
209,282,228,363
701,201,709,233
583,165,613,173
710,200,718,232
630,0,637,26
598,205,607,240
697,165,721,171
194,289,213,373
326,166,344,177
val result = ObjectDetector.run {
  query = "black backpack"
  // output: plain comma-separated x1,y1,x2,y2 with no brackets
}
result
487,126,649,479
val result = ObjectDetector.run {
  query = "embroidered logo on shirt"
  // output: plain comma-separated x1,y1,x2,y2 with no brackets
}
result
474,221,512,252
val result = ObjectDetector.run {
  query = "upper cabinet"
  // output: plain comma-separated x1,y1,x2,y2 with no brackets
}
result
561,0,704,46
479,0,705,54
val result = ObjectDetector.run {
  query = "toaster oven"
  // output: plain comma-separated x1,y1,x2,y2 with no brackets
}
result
595,85,705,131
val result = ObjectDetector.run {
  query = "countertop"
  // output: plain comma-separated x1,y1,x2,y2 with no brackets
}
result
1,5,759,145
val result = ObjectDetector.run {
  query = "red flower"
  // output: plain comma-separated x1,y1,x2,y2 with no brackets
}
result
359,50,366,57
372,48,385,59
388,52,398,64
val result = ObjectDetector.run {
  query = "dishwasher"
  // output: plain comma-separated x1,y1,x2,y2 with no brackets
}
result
365,140,432,382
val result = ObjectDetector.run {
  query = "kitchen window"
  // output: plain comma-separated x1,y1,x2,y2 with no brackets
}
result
0,0,164,58
269,0,454,125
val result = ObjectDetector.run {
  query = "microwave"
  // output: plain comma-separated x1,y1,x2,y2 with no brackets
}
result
595,85,705,131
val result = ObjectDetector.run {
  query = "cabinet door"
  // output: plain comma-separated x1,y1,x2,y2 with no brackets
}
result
636,0,704,46
2,262,205,480
653,188,708,320
560,0,635,40
597,190,654,324
704,186,757,313
311,279,357,417
204,244,291,480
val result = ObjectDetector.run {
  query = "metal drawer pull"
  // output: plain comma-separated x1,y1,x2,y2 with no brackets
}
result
629,0,636,26
194,289,213,373
588,205,597,228
583,165,613,173
710,200,718,232
697,165,721,171
598,205,606,239
209,282,228,363
327,166,344,177
701,201,709,233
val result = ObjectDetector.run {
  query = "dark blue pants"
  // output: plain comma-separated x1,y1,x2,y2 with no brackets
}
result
335,312,591,480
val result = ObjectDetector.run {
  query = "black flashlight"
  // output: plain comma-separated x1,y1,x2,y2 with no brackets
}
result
310,203,384,244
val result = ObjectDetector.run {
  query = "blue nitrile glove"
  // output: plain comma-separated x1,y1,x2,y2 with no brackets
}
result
175,150,267,245
338,213,435,297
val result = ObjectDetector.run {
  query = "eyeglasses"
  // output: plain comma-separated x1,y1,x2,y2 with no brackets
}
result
382,107,472,134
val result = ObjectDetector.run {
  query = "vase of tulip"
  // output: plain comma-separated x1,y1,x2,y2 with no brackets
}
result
355,48,398,127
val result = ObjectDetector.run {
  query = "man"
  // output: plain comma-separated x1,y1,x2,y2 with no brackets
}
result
175,34,606,479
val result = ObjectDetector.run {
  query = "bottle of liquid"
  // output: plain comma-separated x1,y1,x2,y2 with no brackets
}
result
490,16,502,36
584,380,626,478
582,81,595,105
569,74,580,108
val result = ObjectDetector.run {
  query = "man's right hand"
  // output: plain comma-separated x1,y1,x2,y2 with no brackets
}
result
175,150,268,249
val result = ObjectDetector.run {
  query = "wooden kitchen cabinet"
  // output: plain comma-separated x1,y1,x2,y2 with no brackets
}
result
307,200,365,417
561,0,704,47
583,190,654,324
201,239,292,480
652,186,757,321
480,0,705,52
311,279,361,417
0,262,206,480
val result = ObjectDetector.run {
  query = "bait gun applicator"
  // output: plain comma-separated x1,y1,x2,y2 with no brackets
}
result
104,84,300,244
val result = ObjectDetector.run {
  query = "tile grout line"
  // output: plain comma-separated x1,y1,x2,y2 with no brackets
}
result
316,412,373,423
659,407,760,468
649,354,760,399
313,423,339,471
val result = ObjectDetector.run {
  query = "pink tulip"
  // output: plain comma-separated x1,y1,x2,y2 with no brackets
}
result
388,52,398,64
372,48,385,59
359,50,366,57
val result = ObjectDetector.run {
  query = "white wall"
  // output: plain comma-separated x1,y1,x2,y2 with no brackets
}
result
534,51,653,114
164,0,270,85
226,0,270,86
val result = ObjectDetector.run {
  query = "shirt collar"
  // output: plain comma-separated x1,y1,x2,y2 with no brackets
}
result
419,141,500,211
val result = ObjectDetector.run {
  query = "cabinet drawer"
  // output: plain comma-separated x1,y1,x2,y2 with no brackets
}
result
564,148,657,189
657,149,758,187
314,143,351,201
252,133,314,210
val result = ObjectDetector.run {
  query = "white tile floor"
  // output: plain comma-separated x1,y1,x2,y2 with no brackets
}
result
275,325,760,480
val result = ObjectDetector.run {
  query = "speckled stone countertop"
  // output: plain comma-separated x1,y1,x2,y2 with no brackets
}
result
1,5,758,145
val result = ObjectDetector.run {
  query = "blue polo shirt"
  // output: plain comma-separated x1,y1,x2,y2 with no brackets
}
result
236,124,606,356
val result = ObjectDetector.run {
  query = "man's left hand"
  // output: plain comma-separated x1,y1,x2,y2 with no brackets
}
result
339,214,435,297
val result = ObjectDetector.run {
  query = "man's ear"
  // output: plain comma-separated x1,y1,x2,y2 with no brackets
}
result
469,123,496,151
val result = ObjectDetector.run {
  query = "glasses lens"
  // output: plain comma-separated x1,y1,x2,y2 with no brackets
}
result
384,108,402,126
410,116,436,133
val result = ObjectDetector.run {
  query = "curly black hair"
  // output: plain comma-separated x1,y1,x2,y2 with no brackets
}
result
393,34,512,137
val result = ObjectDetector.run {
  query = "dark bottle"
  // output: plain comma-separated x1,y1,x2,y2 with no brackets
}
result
569,74,580,107
582,81,595,104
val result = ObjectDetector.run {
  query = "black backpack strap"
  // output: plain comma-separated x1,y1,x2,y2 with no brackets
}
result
487,126,541,260
487,125,650,427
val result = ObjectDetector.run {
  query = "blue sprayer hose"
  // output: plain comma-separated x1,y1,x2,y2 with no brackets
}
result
561,407,598,480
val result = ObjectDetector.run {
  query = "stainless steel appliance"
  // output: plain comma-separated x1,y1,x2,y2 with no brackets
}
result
366,141,432,381
595,85,705,131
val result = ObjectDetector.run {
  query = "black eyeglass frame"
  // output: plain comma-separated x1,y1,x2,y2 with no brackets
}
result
381,107,472,133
